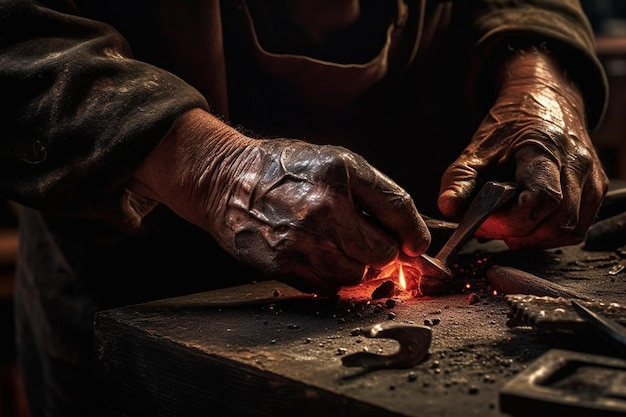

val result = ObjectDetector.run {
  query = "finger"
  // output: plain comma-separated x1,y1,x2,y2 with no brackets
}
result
291,183,401,268
577,164,609,232
350,165,430,258
437,160,483,220
476,147,562,239
276,233,368,294
499,157,588,250
350,213,401,266
332,206,400,268
278,145,424,260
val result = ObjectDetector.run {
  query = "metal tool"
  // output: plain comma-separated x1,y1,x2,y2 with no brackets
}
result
584,186,626,250
341,323,432,369
500,348,626,417
572,300,626,355
416,181,517,295
488,265,590,300
506,295,622,333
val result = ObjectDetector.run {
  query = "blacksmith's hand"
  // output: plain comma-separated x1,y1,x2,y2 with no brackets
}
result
438,50,608,250
129,109,430,295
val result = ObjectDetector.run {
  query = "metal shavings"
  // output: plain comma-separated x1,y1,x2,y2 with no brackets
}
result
563,254,620,272
583,254,617,262
559,264,588,272
609,264,625,276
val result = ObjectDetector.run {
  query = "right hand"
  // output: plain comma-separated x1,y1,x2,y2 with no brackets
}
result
130,109,431,295
438,51,608,251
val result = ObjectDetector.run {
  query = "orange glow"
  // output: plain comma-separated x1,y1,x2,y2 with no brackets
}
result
342,255,423,301
398,264,407,290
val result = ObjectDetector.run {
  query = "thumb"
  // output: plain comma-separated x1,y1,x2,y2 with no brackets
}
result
437,162,480,219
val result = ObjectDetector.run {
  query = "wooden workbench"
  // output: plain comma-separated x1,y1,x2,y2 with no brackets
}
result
94,241,626,417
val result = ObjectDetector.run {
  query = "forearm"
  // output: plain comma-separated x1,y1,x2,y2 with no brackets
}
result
467,0,607,130
127,108,253,227
496,50,587,139
0,0,208,211
439,16,609,250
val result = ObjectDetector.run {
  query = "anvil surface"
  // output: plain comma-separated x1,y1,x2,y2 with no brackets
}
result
94,241,626,417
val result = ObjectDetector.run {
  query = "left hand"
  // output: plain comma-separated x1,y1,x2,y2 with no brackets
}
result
437,50,609,250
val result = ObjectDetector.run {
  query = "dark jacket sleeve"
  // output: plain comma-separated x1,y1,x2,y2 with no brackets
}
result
0,0,209,211
465,0,608,130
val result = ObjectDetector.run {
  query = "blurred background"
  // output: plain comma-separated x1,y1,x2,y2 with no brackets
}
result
0,201,24,417
582,0,626,180
582,0,626,36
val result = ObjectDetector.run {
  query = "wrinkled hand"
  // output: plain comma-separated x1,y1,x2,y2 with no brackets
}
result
438,51,609,250
131,109,430,295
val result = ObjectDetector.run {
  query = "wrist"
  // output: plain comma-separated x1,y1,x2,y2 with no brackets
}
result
499,50,583,103
129,108,250,211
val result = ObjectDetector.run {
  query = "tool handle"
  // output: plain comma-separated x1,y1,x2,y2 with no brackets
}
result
436,181,517,263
